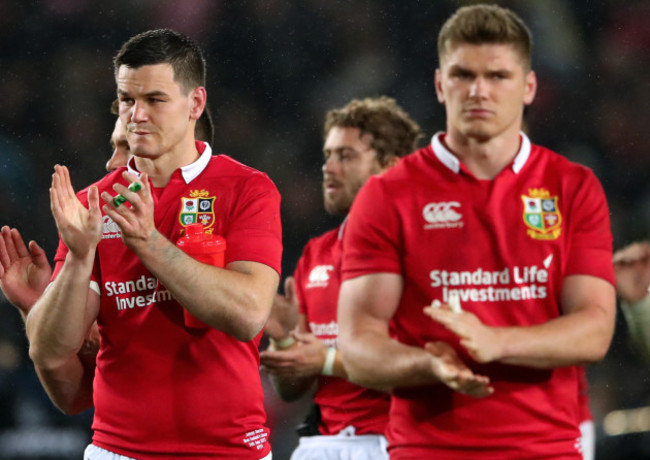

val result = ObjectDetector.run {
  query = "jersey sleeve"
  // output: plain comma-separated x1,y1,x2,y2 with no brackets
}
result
224,172,283,275
293,245,309,316
563,169,615,285
341,176,402,281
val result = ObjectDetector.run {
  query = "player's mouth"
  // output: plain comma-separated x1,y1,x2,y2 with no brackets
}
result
128,124,153,135
323,179,342,195
464,107,493,118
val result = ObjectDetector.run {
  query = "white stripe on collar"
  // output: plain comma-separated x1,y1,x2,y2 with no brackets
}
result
431,132,531,175
126,142,213,184
338,215,348,241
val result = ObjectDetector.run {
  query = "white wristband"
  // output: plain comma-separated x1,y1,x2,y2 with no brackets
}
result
272,336,296,350
321,347,337,376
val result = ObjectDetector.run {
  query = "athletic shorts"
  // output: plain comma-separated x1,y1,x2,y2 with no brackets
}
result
290,426,388,460
84,443,273,460
579,420,595,460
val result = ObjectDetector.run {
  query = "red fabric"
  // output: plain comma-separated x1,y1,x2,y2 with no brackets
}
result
53,149,281,459
341,134,613,459
294,227,389,436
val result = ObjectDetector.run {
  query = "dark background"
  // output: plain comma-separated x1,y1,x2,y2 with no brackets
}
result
1,0,649,459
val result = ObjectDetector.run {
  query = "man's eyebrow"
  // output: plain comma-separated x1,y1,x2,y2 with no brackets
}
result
448,64,474,73
117,89,169,98
144,90,169,98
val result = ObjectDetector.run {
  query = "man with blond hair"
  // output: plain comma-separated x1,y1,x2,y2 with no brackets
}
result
338,5,615,459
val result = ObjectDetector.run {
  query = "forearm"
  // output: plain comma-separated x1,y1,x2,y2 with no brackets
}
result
133,230,277,341
340,331,438,391
496,309,614,368
26,253,95,369
620,295,650,365
35,356,94,415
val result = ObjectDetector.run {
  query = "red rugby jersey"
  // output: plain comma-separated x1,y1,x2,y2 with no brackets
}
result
294,225,390,436
53,143,282,459
578,367,592,424
341,133,614,459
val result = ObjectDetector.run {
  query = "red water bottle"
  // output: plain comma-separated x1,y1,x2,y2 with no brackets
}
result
176,223,226,329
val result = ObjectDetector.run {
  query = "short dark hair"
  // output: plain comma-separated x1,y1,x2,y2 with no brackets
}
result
323,96,422,167
114,28,206,94
196,103,214,145
438,5,532,70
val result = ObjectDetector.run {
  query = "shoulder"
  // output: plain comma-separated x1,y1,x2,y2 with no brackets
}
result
305,227,340,251
298,228,341,273
386,146,433,179
356,146,434,205
207,155,279,192
529,143,600,183
209,154,272,180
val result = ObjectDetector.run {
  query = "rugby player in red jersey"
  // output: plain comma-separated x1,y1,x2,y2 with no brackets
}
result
338,5,615,459
24,29,281,459
261,96,421,460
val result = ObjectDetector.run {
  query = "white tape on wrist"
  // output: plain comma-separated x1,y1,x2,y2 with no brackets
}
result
321,347,337,376
272,336,296,349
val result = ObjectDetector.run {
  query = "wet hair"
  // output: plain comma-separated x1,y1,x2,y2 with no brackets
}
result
438,4,532,70
323,96,422,166
114,28,206,94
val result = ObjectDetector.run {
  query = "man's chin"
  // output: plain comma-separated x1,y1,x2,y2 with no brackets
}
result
463,127,492,143
324,199,350,217
131,147,158,159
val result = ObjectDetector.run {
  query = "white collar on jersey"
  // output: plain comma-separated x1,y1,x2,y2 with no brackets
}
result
431,132,531,175
126,142,213,184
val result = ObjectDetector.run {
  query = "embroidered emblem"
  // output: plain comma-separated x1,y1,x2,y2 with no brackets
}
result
179,189,216,231
102,215,122,239
422,201,463,229
522,188,561,240
307,265,334,288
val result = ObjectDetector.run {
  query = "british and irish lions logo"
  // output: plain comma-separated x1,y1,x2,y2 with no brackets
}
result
179,189,216,231
522,188,561,240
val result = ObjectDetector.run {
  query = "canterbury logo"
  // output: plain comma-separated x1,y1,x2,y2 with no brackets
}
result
307,265,334,288
102,215,122,239
423,202,462,224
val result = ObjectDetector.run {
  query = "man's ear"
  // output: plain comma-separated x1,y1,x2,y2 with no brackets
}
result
434,68,445,104
189,86,207,120
523,71,537,106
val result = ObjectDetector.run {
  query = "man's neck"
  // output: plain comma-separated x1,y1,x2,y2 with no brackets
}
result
135,137,200,187
444,126,522,180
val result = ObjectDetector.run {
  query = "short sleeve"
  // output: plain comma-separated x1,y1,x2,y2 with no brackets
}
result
563,169,615,286
341,176,402,281
293,246,309,316
224,172,283,275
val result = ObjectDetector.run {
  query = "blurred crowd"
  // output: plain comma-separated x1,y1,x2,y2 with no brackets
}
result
0,0,648,458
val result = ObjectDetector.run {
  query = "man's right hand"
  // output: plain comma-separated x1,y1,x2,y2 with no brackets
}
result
265,276,300,341
50,165,102,258
425,341,493,398
0,226,52,316
614,241,650,303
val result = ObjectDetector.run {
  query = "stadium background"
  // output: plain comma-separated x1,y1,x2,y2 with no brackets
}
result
0,0,648,458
